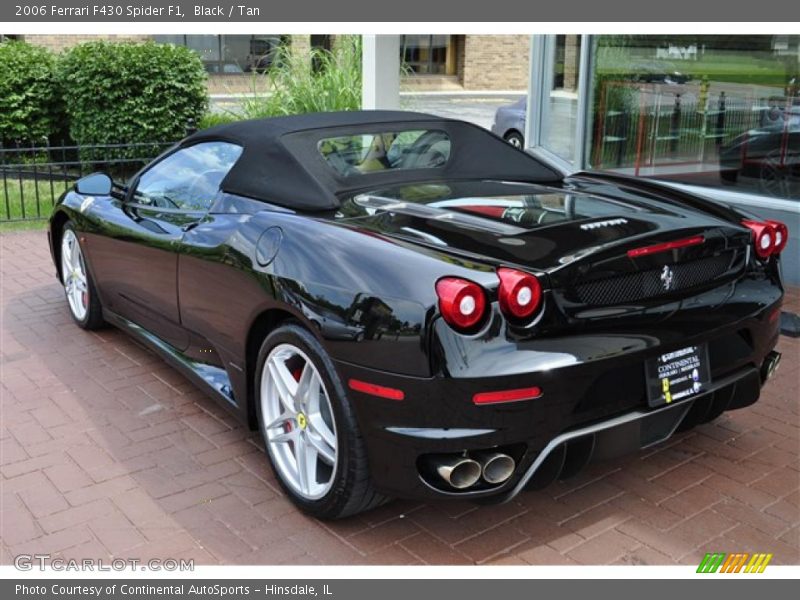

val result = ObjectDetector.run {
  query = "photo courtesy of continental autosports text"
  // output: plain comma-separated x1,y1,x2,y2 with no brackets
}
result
0,0,798,596
14,584,332,596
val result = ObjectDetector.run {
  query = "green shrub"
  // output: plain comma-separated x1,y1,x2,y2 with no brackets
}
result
58,40,208,148
239,35,362,118
0,41,63,143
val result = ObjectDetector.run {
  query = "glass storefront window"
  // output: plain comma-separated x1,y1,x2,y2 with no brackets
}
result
154,35,286,74
185,35,221,70
401,35,453,75
586,35,800,200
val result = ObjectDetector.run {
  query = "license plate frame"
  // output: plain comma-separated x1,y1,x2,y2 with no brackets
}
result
645,344,711,408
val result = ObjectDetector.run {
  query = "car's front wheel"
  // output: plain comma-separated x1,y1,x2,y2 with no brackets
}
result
60,223,104,330
255,323,387,519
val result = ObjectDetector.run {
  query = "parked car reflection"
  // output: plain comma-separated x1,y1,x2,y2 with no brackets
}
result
720,99,800,198
625,61,690,85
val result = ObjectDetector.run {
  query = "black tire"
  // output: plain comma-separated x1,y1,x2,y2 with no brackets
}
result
255,322,389,519
504,130,525,149
60,221,105,330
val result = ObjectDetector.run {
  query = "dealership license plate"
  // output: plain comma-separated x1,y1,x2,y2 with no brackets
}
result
645,344,711,408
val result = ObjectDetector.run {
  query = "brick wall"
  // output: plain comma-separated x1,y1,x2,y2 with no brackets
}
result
563,34,580,90
289,34,311,56
461,35,530,91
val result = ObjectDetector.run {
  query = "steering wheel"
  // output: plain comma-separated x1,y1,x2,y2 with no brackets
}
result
133,190,180,209
417,146,448,169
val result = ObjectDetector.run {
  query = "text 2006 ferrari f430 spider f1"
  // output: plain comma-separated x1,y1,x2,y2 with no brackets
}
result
49,111,787,519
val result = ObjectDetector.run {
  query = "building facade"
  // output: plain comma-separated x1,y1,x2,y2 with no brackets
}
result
16,34,533,93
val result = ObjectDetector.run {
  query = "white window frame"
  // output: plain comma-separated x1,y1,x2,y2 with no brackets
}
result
524,34,593,174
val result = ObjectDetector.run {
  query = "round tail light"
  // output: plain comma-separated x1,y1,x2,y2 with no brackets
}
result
742,220,776,259
497,267,542,321
435,277,488,332
767,220,789,255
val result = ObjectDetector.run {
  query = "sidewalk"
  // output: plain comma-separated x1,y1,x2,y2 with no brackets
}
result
1,230,798,566
210,92,526,131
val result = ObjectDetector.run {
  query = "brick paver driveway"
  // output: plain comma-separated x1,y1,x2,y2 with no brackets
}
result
1,230,798,566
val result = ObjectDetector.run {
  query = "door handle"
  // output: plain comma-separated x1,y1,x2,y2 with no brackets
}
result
182,222,200,233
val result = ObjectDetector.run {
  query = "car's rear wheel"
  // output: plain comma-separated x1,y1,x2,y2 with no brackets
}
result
759,149,797,198
504,130,525,149
255,323,388,519
60,223,104,330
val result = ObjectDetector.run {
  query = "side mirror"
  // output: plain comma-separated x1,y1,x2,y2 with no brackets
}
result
75,173,113,196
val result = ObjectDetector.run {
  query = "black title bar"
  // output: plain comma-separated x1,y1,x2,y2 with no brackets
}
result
3,0,800,22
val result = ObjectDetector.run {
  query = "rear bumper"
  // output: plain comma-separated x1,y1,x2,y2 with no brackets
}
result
499,364,762,502
335,291,782,501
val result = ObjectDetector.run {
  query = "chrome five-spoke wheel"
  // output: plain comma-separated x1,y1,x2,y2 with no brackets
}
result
61,229,89,321
260,343,338,500
255,323,387,518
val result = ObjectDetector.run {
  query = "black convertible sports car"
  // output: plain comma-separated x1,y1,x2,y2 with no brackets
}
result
48,111,787,519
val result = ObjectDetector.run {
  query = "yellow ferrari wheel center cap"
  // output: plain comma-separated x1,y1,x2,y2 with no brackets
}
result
297,412,307,430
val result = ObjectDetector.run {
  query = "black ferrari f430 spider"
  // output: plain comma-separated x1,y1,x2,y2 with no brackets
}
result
49,111,786,519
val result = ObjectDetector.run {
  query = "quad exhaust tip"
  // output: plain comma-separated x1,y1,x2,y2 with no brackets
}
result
762,351,782,382
432,455,482,489
427,451,516,490
473,451,516,484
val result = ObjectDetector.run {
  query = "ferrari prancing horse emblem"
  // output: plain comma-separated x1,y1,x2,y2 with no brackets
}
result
660,265,674,291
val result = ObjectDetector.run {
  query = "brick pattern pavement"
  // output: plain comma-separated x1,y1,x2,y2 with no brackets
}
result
1,230,798,566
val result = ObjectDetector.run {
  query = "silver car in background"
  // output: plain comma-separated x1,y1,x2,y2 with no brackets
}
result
491,97,527,148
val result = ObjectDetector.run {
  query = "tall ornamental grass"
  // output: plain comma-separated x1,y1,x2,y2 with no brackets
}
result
238,36,362,119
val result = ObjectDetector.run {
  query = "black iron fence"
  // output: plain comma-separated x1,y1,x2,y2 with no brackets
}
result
0,140,176,222
592,81,798,175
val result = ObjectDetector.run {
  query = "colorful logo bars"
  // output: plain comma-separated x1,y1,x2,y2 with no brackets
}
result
696,552,773,573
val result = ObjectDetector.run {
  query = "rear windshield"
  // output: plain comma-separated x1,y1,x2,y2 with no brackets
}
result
317,129,451,176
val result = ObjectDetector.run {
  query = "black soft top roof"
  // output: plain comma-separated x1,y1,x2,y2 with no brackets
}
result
183,110,563,211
